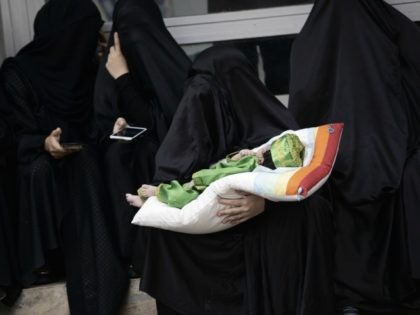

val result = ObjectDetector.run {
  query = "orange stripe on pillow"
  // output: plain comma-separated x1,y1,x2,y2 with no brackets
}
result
286,125,330,195
298,125,342,196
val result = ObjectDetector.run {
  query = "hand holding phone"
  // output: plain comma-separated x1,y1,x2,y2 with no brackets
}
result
45,128,81,159
110,126,147,141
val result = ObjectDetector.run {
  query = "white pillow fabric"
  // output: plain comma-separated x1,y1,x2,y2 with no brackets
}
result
132,123,343,234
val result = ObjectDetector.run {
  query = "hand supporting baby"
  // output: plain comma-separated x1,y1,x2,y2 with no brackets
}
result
217,192,265,225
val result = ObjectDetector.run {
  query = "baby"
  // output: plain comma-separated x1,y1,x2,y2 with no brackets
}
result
126,133,304,209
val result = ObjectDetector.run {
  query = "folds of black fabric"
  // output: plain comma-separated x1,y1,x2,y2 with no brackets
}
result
0,0,128,314
93,0,191,265
140,46,335,315
0,84,22,305
288,0,420,311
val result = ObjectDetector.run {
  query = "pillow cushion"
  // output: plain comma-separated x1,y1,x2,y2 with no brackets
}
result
132,123,343,234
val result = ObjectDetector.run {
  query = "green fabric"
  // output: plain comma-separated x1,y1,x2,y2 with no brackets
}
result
270,134,304,168
193,155,259,190
157,181,200,209
155,136,305,209
156,155,258,209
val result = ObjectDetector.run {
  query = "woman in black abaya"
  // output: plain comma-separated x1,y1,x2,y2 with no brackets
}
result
0,85,21,306
1,0,127,314
94,0,191,268
139,46,335,315
288,0,420,313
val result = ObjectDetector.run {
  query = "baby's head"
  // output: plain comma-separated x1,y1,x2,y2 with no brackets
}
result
269,134,305,168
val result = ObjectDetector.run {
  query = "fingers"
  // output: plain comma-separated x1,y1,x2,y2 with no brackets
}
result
117,117,127,126
217,208,244,217
217,197,244,207
50,143,67,159
113,117,127,133
217,193,265,225
105,35,129,79
109,46,116,56
234,190,249,196
51,127,62,138
222,213,245,224
229,217,249,225
114,32,121,52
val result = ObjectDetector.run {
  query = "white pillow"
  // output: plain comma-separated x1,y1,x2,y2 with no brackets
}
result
132,123,343,234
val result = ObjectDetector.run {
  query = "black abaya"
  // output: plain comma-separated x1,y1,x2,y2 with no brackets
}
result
94,0,191,264
0,85,21,306
141,46,335,315
1,0,128,314
288,0,420,311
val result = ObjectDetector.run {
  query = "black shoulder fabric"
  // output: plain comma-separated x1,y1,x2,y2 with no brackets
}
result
153,46,298,183
11,0,103,123
288,0,420,310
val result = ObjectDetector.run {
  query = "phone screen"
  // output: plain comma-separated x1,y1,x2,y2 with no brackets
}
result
110,126,147,140
114,127,145,138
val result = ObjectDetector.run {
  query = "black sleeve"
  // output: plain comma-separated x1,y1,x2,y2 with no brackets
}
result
2,65,46,163
0,89,14,151
115,73,154,129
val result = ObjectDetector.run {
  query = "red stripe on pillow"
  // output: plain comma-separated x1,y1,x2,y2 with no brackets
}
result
297,123,343,196
286,123,343,196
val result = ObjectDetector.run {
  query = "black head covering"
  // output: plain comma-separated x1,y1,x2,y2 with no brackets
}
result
11,0,103,123
192,46,298,147
94,0,191,137
153,46,298,183
112,0,191,122
288,0,420,308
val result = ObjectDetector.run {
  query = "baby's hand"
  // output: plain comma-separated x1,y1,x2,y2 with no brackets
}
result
231,149,255,161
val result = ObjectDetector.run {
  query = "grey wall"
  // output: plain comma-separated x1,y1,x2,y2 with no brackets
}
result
0,13,4,62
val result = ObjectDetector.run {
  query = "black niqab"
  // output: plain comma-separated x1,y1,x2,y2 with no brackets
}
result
12,0,103,123
289,0,420,310
93,0,191,265
112,0,191,122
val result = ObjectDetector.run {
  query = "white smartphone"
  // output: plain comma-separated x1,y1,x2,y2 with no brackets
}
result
110,126,147,141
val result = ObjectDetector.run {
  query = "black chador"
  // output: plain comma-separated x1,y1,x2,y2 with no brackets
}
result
0,84,21,306
94,0,191,268
289,0,420,312
1,0,128,314
139,46,336,315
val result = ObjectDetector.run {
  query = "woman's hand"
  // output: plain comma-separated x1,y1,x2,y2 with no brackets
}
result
106,32,129,79
44,128,74,159
217,191,265,225
113,117,128,134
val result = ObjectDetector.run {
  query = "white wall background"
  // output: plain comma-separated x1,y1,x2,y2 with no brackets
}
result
0,0,44,57
171,0,207,17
